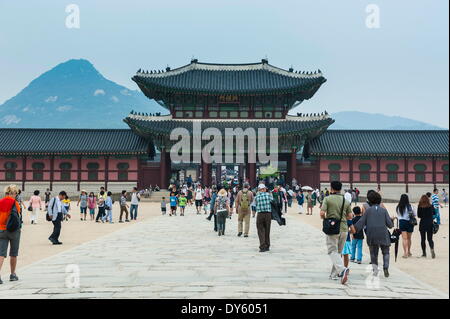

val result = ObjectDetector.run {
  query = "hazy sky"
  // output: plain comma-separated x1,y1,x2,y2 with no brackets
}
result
0,0,448,127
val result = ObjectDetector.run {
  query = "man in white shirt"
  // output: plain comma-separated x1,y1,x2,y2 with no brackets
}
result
130,187,141,220
194,186,204,214
344,190,352,204
47,191,70,245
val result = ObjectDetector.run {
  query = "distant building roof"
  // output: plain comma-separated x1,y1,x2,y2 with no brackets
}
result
133,59,326,96
307,130,449,157
0,129,149,155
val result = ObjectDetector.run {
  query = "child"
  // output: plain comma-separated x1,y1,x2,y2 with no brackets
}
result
350,206,364,264
105,191,114,224
342,219,354,268
87,192,97,221
169,192,178,216
178,193,187,216
62,194,71,221
203,198,210,216
161,197,167,215
119,190,129,223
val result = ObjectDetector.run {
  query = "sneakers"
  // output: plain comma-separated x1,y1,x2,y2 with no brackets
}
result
237,232,242,237
340,268,350,285
357,261,362,264
244,234,249,238
383,268,390,278
431,249,436,259
0,277,3,284
10,274,19,282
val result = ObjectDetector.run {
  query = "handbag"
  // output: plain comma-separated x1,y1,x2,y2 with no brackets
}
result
408,210,418,226
46,198,56,222
432,222,439,234
322,195,345,235
6,201,22,232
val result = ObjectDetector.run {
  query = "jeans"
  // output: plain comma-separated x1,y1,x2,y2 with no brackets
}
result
433,208,441,225
106,210,113,223
80,206,87,214
369,245,390,270
351,238,364,262
217,210,228,234
130,204,138,220
50,213,63,242
96,207,105,222
326,232,347,277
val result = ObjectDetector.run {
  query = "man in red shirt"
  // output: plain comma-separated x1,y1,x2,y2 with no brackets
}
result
0,184,22,284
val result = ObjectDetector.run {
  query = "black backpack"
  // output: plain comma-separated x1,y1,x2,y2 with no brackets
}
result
6,201,22,232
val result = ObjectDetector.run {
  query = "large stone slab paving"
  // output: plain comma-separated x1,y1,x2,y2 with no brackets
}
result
0,206,447,299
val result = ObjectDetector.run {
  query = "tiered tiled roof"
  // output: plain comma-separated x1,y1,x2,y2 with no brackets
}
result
307,130,449,156
0,129,149,155
133,59,326,96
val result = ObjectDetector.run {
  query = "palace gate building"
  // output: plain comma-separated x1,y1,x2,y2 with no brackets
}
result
0,59,448,201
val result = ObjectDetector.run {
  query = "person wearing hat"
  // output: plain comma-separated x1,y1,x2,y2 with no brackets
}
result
235,182,254,237
214,187,230,236
255,183,274,252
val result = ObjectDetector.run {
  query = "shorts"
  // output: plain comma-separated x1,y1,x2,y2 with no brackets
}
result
399,219,414,233
170,206,177,211
179,205,186,209
80,206,87,214
195,200,203,207
342,241,352,255
0,229,21,257
161,207,166,212
89,208,95,215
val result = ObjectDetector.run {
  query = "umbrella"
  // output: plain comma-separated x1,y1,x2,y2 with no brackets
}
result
390,220,402,262
301,186,313,191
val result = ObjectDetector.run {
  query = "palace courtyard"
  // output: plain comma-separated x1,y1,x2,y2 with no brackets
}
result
0,201,447,299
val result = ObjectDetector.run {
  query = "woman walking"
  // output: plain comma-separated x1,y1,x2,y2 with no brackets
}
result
28,190,43,225
296,190,304,214
215,188,230,236
396,194,417,258
96,190,106,223
353,191,394,277
87,192,96,221
77,190,88,221
417,195,436,258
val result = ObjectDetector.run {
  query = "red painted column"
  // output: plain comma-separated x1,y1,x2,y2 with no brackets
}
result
22,156,27,191
77,156,82,192
404,157,409,193
376,157,381,189
201,156,211,186
432,157,437,189
248,162,256,188
349,157,354,189
289,149,297,183
160,149,168,189
50,156,54,191
105,156,109,190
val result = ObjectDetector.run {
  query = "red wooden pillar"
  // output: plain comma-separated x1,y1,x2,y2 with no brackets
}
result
376,157,381,190
432,157,437,189
160,149,168,189
77,156,82,192
22,156,27,191
50,156,54,191
404,157,409,193
105,155,109,190
248,162,256,188
288,148,297,183
349,157,354,189
201,155,211,186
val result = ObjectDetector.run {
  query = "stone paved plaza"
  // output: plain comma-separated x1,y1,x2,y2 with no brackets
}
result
0,206,447,299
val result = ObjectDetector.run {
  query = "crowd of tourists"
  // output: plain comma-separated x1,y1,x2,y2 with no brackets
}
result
0,180,447,285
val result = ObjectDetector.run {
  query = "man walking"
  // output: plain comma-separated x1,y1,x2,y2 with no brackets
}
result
130,187,140,220
47,191,70,245
235,183,254,237
431,188,443,225
320,181,353,284
255,184,273,252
